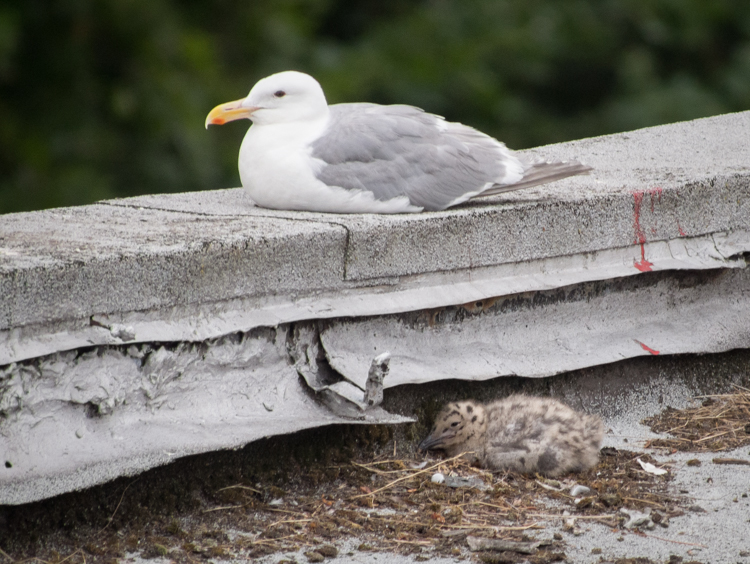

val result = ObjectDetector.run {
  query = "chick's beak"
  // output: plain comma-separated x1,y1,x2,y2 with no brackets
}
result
418,433,445,451
205,99,260,128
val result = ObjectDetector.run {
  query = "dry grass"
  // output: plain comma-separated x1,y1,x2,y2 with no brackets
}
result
643,385,750,452
172,447,678,562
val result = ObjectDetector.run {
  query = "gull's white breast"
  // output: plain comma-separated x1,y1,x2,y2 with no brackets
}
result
239,116,421,213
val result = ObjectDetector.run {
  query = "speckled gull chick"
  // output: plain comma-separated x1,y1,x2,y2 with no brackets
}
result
419,395,604,476
205,71,591,213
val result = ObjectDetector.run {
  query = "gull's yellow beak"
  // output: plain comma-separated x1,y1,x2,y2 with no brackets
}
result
205,99,260,128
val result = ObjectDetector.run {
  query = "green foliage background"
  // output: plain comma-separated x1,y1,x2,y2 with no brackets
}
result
1,0,748,213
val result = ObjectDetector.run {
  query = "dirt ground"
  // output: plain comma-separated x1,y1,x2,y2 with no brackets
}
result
1,387,749,564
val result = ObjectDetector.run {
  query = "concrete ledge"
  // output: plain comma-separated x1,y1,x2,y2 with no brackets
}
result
2,112,749,365
1,111,749,504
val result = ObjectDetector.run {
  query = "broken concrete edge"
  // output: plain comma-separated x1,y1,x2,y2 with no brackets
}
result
320,267,750,390
2,229,748,366
2,265,748,506
1,111,749,365
1,111,749,505
0,322,414,505
0,410,414,507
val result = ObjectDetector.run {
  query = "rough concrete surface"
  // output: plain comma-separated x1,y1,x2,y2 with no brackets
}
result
321,268,750,388
1,111,749,505
0,325,412,505
1,112,749,364
73,350,747,564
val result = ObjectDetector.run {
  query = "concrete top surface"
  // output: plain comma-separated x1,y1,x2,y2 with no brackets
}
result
1,111,749,361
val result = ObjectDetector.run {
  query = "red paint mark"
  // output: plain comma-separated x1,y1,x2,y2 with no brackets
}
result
634,244,653,272
632,188,662,271
677,220,686,237
649,188,662,213
632,191,647,245
632,188,663,244
635,340,660,355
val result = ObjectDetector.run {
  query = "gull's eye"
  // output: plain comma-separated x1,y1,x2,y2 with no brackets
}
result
273,90,286,98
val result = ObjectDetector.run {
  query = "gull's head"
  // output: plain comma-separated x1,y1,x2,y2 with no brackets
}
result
205,71,328,128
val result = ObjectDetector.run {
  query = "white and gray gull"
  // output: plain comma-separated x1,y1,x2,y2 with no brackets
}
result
206,71,591,214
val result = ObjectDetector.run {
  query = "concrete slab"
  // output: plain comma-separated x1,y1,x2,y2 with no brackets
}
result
320,268,750,389
0,326,412,505
1,112,748,365
1,111,749,505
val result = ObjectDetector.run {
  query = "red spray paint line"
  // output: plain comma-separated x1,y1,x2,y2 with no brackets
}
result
677,220,686,237
632,191,647,245
632,189,662,272
634,244,654,272
634,340,660,355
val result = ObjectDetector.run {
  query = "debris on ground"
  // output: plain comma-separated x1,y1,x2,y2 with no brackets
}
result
643,385,750,452
4,388,750,564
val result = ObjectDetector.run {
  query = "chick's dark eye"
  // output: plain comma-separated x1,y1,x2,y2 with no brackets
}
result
451,422,459,427
273,90,286,98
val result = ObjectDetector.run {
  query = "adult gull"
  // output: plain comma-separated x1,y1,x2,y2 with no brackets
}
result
206,71,591,213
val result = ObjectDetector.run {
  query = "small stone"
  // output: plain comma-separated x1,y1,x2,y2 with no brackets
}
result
317,545,338,558
621,507,653,529
591,548,602,554
739,550,749,557
304,551,324,563
553,533,563,540
570,484,591,497
686,459,701,467
600,493,622,507
75,429,84,439
574,496,595,509
431,473,445,484
357,544,372,551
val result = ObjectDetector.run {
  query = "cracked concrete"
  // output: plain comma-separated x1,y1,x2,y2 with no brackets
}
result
1,111,749,505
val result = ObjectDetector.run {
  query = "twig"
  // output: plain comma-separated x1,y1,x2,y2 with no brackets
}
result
632,531,707,548
202,503,252,513
96,479,139,536
268,518,312,527
216,484,262,494
350,453,471,499
526,513,619,521
383,539,432,546
622,497,668,510
351,461,396,475
467,536,550,554
0,547,15,564
712,458,750,466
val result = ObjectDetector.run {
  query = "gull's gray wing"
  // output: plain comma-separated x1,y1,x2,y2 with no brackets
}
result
310,103,521,211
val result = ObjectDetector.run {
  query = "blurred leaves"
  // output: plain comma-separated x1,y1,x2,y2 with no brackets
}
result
0,0,748,213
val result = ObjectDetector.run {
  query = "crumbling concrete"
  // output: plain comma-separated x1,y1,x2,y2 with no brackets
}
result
1,111,748,505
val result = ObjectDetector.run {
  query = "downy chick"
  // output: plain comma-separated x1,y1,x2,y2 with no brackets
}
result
419,395,604,476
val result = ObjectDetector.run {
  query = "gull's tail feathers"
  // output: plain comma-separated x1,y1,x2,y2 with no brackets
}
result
476,159,592,198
